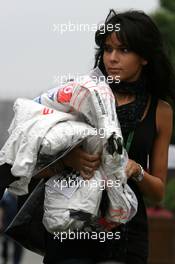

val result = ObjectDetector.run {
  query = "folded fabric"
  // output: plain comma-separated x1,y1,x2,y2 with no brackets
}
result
0,67,138,231
37,68,138,231
0,98,94,194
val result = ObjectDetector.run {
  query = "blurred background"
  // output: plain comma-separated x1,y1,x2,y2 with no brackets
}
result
0,0,175,263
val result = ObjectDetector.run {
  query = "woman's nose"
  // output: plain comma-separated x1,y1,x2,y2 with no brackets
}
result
109,50,120,62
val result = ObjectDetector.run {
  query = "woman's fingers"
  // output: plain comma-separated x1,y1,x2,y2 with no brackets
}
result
80,170,94,180
62,146,102,173
81,151,101,169
82,152,101,162
125,159,140,178
82,159,101,170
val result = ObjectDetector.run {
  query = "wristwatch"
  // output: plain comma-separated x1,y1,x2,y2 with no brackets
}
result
132,164,144,182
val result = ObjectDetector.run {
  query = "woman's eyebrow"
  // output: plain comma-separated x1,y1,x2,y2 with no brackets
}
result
105,42,126,48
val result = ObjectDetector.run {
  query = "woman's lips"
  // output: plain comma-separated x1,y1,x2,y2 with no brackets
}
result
108,68,122,71
107,68,122,73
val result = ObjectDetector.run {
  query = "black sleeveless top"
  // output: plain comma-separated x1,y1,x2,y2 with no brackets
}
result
43,96,158,263
92,95,159,262
124,95,158,257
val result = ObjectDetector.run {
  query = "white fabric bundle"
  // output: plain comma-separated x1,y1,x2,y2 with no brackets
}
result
37,68,138,232
0,67,138,232
0,99,94,194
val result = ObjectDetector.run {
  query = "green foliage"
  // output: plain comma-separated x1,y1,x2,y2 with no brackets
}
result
163,179,175,212
151,3,175,144
160,0,175,13
152,9,175,64
146,179,175,213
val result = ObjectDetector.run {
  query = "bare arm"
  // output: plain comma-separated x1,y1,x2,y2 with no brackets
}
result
125,100,173,202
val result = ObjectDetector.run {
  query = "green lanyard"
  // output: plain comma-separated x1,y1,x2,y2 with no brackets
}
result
125,130,135,153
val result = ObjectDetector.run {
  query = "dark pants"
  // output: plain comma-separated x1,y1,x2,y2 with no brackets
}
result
43,226,147,264
1,235,23,264
43,259,123,264
43,256,146,264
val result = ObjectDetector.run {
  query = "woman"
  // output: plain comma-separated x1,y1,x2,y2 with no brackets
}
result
0,8,172,264
40,9,174,264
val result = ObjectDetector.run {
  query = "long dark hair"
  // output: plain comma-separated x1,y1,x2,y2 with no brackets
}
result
94,9,175,102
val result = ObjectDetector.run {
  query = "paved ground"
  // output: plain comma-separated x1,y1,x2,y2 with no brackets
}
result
19,249,43,264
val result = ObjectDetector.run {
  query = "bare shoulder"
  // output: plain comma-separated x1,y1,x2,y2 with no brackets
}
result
157,99,173,117
156,99,173,132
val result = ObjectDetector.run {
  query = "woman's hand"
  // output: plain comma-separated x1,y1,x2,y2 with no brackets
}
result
125,159,141,179
62,146,101,179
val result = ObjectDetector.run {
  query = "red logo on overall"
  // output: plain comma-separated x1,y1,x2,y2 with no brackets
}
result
42,107,54,115
57,85,73,103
